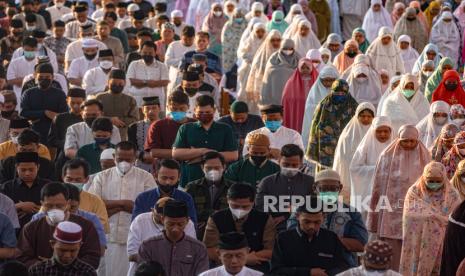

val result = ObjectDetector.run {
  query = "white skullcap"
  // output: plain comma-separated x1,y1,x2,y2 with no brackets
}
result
127,3,139,12
171,10,183,18
81,38,98,48
100,148,115,160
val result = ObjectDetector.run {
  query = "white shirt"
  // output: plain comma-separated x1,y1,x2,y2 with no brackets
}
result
82,66,113,96
6,56,36,109
88,166,156,243
46,6,72,25
126,59,169,108
117,19,132,30
67,56,99,81
164,40,195,92
242,126,304,157
199,266,263,276
91,8,104,21
64,39,107,65
126,212,197,276
22,73,68,95
12,46,59,74
64,121,121,150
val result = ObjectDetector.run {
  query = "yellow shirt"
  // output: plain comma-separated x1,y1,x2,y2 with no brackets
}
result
79,190,110,233
0,141,51,160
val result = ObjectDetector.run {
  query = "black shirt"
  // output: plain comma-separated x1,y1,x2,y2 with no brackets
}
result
0,156,55,183
271,227,350,276
47,112,82,150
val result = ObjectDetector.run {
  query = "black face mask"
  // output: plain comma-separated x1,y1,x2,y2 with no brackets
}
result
250,155,267,166
1,110,15,118
346,51,357,58
142,55,154,64
184,87,197,97
445,83,458,91
38,78,51,89
12,31,22,37
84,53,97,60
85,117,96,127
158,183,176,194
110,84,124,94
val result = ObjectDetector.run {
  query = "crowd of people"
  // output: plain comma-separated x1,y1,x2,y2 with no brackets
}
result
0,0,465,275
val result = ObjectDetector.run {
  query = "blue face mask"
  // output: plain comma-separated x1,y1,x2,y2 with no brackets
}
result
426,181,443,191
265,120,282,132
170,111,187,122
319,191,339,204
234,18,244,24
24,50,35,60
332,94,347,104
95,137,110,145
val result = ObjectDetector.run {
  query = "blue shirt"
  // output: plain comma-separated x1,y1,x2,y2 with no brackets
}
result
0,212,16,265
132,187,197,225
32,210,107,247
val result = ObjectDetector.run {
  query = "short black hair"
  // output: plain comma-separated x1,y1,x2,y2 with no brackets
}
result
137,30,153,38
141,40,156,50
201,151,225,166
53,20,65,27
104,11,117,21
40,182,69,201
168,90,189,105
182,25,195,37
23,36,38,47
227,183,255,202
281,144,304,159
196,95,215,108
81,99,103,111
0,261,29,276
154,2,166,12
115,141,137,153
17,129,39,146
296,196,324,214
156,159,180,172
62,158,90,178
64,183,80,202
25,12,36,23
91,117,113,132
156,14,169,21
196,31,210,39
135,261,166,276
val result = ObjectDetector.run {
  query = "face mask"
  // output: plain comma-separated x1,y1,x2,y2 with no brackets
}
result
319,191,339,204
95,137,110,145
24,50,35,60
234,18,244,24
282,50,293,56
401,89,416,98
346,51,357,58
170,111,186,122
85,117,96,127
355,77,368,83
265,120,282,132
425,181,443,191
117,161,132,174
250,155,267,166
69,182,85,191
84,53,97,60
204,169,222,182
2,110,15,118
55,2,64,8
142,55,154,64
10,134,18,144
332,94,347,103
100,60,113,70
445,83,458,91
110,84,124,94
281,167,300,177
184,87,197,97
37,78,51,89
158,183,176,194
47,209,65,225
454,118,465,126
26,25,35,31
229,206,250,219
423,71,433,77
213,11,222,17
197,113,214,124
434,116,447,125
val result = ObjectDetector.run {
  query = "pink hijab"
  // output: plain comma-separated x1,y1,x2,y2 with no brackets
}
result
333,39,359,75
282,58,318,132
203,3,228,43
368,124,431,239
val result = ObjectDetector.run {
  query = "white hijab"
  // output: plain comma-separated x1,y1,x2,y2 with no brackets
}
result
333,102,376,202
377,75,402,116
430,11,461,64
302,65,340,148
416,100,451,149
306,49,325,72
362,0,393,42
291,20,321,57
283,15,307,39
349,116,393,212
366,26,405,77
245,2,268,23
285,4,303,24
398,34,419,74
347,61,383,107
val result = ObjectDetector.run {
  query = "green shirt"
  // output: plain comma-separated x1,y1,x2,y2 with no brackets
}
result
224,158,280,187
173,121,237,187
76,143,115,174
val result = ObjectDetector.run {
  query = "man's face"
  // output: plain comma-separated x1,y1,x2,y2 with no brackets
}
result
163,216,188,239
51,241,81,266
182,80,200,89
156,166,179,186
83,47,98,57
115,148,136,164
93,130,111,140
168,101,188,112
279,155,302,169
23,3,33,13
16,162,38,182
137,35,152,48
41,193,69,212
67,97,84,114
82,105,102,120
195,36,209,51
262,112,282,122
227,198,253,211
69,199,79,213
105,17,115,29
36,72,53,87
231,112,248,124
75,11,87,23
140,45,155,57
143,104,160,121
219,248,248,275
181,35,194,47
248,144,269,157
53,26,65,38
97,25,110,37
296,212,324,237
63,167,88,184
194,105,215,119
202,158,224,173
9,127,25,139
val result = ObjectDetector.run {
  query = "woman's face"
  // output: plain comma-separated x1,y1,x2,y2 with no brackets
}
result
372,3,381,12
299,25,310,37
375,126,391,143
270,37,281,49
381,74,389,85
426,50,437,61
358,110,374,125
381,36,391,45
354,32,365,44
255,28,266,39
404,82,415,90
321,77,336,88
321,54,330,63
399,138,418,150
399,41,409,50
328,43,340,52
300,63,311,75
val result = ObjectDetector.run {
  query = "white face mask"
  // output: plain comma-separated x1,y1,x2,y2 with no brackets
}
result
204,169,222,182
453,118,465,126
99,60,113,70
213,11,222,17
423,71,433,77
10,134,18,144
365,270,388,276
117,161,132,174
282,49,293,56
229,206,250,219
281,167,300,177
47,209,65,225
434,116,447,125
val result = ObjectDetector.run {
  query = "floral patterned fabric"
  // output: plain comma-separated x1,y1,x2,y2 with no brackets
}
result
442,131,465,178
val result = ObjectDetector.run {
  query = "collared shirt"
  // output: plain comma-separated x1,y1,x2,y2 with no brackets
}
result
29,257,97,276
138,233,209,276
0,193,20,228
224,158,280,187
46,6,72,24
132,187,197,224
173,121,237,186
64,121,121,150
6,56,36,106
64,39,107,66
88,166,156,243
127,212,196,276
199,265,264,276
144,117,196,151
67,56,99,81
77,143,115,174
126,59,169,107
242,126,304,157
0,140,51,160
164,40,196,92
